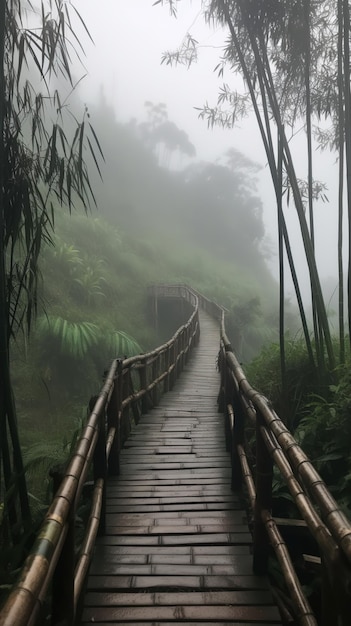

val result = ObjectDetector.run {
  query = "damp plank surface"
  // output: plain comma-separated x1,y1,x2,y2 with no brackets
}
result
80,311,282,625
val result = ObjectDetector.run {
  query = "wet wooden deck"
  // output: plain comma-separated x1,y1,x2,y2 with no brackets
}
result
80,312,282,625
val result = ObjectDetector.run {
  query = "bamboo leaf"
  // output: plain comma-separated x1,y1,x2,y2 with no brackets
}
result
87,137,102,179
17,33,25,85
88,122,105,160
71,5,94,44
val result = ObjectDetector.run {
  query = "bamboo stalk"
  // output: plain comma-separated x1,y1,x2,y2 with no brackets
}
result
261,509,317,626
237,443,256,511
260,426,338,560
74,478,104,611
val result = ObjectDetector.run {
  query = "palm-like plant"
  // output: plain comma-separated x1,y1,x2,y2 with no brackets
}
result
73,257,107,304
37,315,142,362
105,330,142,358
52,242,83,274
38,316,101,360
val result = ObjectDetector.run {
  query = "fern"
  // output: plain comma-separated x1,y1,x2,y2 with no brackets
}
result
37,315,100,359
37,315,142,360
105,330,142,358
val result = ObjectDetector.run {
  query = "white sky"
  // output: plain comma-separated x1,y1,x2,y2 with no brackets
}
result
73,0,342,304
75,0,259,159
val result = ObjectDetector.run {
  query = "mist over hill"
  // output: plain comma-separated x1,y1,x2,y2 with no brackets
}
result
87,97,275,281
12,94,298,469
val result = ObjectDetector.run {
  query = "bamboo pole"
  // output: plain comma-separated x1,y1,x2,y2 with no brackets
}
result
253,408,273,575
74,478,104,613
262,510,317,626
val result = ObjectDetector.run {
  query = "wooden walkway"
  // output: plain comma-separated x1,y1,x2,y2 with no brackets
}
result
80,312,282,625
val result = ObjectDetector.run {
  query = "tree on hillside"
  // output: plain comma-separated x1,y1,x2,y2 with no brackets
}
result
178,157,265,265
157,0,349,379
139,101,196,167
0,0,102,550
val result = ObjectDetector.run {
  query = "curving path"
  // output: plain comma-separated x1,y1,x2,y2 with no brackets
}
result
80,311,281,625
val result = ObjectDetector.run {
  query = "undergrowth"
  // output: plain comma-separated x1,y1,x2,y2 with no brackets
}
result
247,339,351,514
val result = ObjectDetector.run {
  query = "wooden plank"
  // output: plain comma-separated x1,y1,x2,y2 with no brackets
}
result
81,620,280,626
90,545,251,557
80,311,281,625
86,574,271,591
81,605,281,622
97,531,252,546
84,590,274,606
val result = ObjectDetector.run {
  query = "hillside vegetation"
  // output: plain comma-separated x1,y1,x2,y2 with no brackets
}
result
12,97,284,500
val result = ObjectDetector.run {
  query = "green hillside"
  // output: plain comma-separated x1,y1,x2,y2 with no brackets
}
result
11,100,285,499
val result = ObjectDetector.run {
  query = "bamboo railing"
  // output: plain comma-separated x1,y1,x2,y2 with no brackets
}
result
1,284,351,626
0,285,199,626
217,307,351,626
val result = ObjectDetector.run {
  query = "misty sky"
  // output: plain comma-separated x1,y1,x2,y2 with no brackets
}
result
74,0,341,305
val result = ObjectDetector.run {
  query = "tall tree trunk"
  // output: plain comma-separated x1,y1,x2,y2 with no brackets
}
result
304,0,324,370
263,53,335,369
277,133,286,405
338,0,345,363
0,0,31,546
342,0,351,346
218,0,317,368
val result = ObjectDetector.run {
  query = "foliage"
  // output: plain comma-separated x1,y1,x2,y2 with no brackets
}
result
0,0,102,549
247,336,351,516
104,330,142,358
246,338,321,431
73,258,107,304
294,363,351,514
1,0,102,340
225,296,274,361
37,316,100,359
37,314,142,361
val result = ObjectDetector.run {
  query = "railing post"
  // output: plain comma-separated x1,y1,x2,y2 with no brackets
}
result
175,336,180,379
184,326,190,363
253,410,273,575
217,345,226,414
140,360,149,414
93,400,107,536
169,343,176,389
152,356,159,406
129,369,141,425
107,361,121,476
222,351,233,453
178,332,183,374
163,347,170,393
121,368,131,446
195,313,200,345
50,467,75,626
231,385,244,491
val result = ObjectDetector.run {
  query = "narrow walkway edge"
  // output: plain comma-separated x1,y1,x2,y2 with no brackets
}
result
80,311,282,625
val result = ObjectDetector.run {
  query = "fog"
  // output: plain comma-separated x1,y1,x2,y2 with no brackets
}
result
74,0,342,309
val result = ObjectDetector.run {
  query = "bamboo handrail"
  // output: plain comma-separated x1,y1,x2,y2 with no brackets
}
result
221,338,351,564
218,301,351,625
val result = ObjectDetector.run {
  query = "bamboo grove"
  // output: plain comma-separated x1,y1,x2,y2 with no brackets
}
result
158,0,351,379
0,1,102,551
